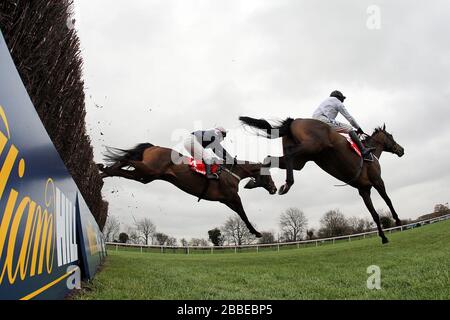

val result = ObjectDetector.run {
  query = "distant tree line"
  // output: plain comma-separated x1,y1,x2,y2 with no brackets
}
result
106,201,448,247
104,215,178,246
0,1,108,228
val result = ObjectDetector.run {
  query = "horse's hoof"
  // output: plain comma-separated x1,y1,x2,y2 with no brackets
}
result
278,184,290,195
254,232,262,238
382,237,389,244
395,220,402,227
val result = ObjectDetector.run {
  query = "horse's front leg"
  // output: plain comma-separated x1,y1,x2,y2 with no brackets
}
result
374,179,402,226
359,187,389,244
222,196,261,238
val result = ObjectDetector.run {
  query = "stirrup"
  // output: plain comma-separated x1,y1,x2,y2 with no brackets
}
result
363,152,374,162
207,173,219,180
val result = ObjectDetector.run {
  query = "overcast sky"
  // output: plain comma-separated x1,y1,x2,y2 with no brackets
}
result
73,0,450,241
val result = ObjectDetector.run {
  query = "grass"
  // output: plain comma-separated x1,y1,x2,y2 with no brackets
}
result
74,220,450,300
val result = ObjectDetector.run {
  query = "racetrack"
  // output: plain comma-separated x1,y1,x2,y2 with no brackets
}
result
74,220,450,300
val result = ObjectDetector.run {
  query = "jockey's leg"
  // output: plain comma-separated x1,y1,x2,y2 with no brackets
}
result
331,121,375,162
349,130,375,161
202,148,220,180
184,135,218,179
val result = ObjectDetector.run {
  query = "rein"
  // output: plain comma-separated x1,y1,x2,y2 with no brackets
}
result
220,162,242,181
220,160,257,181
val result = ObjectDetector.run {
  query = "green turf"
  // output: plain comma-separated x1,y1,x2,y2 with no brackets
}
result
75,220,450,300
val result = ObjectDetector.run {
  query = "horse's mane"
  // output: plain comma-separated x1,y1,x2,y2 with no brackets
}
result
362,126,386,145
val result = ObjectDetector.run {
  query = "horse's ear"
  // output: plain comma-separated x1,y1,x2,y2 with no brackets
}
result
382,123,386,131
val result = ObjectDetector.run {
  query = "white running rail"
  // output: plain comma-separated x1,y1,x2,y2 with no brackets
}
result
106,213,450,254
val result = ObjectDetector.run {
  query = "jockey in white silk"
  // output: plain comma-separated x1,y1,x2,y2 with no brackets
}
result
312,90,375,161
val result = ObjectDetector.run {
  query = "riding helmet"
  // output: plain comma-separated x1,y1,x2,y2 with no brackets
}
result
330,90,346,102
215,126,227,134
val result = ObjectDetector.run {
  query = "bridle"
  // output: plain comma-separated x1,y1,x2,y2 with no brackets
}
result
220,159,258,182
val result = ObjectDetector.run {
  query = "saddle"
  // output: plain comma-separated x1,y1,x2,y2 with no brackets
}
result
188,158,223,202
339,133,362,157
188,158,222,177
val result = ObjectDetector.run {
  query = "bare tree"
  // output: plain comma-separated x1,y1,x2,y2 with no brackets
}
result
180,238,188,247
279,208,308,241
126,226,141,244
258,231,275,244
348,216,374,234
306,229,316,240
189,238,209,246
166,237,177,246
135,217,156,245
318,209,350,237
434,203,449,214
103,215,120,242
378,209,395,229
155,232,169,245
221,215,256,246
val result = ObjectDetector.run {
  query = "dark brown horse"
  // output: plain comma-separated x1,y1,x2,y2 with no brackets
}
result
97,143,277,237
240,116,405,244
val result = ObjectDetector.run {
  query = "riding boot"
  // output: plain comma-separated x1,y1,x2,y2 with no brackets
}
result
205,163,219,180
349,131,375,162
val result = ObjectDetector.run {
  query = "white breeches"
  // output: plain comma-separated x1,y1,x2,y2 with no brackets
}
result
183,135,220,164
315,116,354,133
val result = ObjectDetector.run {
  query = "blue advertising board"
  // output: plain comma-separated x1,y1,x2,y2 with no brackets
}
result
0,30,105,300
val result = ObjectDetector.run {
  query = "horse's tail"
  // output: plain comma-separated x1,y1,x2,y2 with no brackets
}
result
103,143,154,165
239,116,295,139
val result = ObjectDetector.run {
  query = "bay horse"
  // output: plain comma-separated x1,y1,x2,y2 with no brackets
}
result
239,116,405,244
97,143,277,237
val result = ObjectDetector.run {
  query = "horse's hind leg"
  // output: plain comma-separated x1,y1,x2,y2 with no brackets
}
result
223,196,262,238
374,179,402,226
359,187,389,244
277,138,323,195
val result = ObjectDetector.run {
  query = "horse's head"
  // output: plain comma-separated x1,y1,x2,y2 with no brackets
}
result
370,124,405,157
244,166,277,195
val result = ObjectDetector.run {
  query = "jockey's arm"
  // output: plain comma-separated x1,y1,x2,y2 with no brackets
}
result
338,103,361,130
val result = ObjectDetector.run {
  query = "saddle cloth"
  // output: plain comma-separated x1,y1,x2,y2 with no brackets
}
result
339,133,362,157
188,158,220,176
